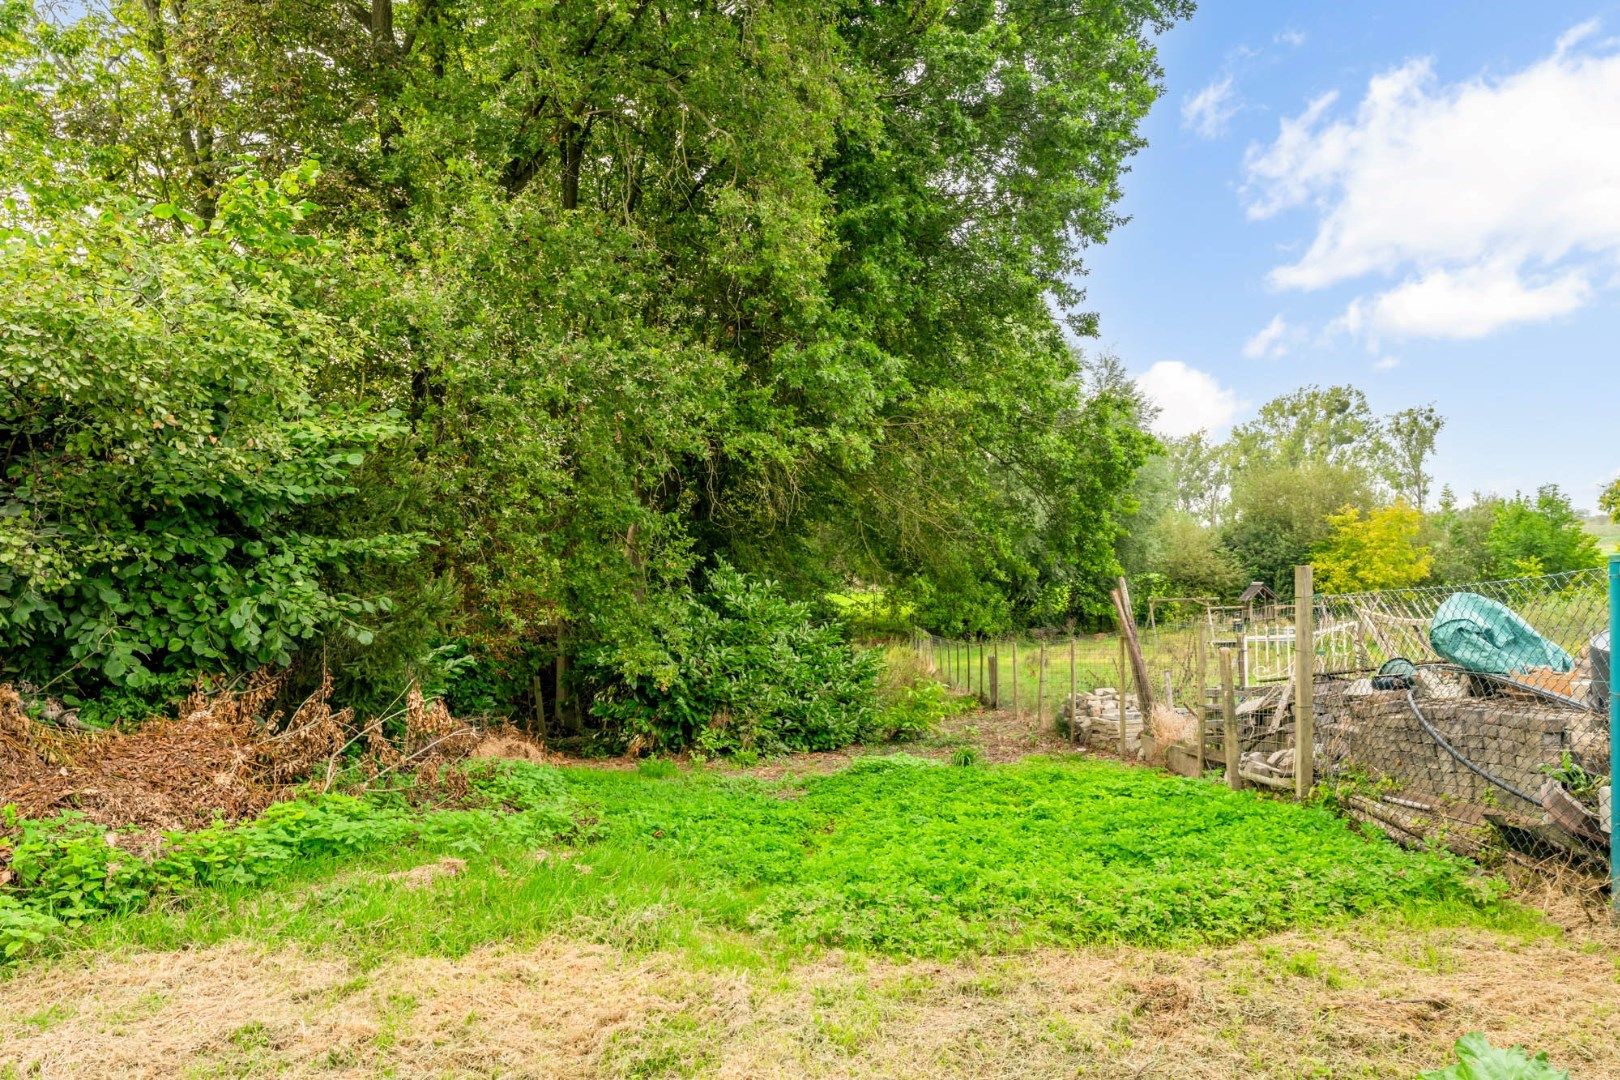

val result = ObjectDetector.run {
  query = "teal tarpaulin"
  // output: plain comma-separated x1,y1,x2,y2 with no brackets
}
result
1429,592,1574,675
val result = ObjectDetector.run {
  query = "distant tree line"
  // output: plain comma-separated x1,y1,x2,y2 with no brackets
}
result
1118,384,1604,603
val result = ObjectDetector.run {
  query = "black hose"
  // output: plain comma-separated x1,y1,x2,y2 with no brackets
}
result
1402,684,1541,804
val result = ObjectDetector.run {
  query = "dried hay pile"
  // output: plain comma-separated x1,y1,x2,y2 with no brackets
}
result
0,674,550,831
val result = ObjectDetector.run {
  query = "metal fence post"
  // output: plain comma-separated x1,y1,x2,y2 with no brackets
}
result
1294,564,1315,800
1609,554,1620,915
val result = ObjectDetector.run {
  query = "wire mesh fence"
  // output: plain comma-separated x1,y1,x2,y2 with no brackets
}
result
1310,568,1610,863
913,565,1615,867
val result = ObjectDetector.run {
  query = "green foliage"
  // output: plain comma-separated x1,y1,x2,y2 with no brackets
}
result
1385,405,1445,509
1228,385,1388,477
7,758,1519,965
1223,461,1375,596
872,680,971,744
0,165,414,694
5,0,1185,719
1314,502,1433,592
0,761,579,960
1418,1033,1569,1080
564,757,1496,954
583,565,884,755
1486,486,1603,577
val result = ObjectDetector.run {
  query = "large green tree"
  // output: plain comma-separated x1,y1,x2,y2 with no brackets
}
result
7,0,1189,706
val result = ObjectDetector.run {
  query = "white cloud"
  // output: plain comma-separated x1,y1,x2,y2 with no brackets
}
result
1357,263,1590,340
1242,314,1291,359
1373,355,1400,371
1276,29,1306,48
1244,22,1620,341
1557,18,1602,55
1183,76,1239,139
1135,361,1246,437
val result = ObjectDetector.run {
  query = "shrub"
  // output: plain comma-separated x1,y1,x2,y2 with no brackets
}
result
0,164,415,696
585,564,884,755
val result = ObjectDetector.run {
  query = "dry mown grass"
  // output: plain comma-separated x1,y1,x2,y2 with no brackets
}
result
2,914,1617,1079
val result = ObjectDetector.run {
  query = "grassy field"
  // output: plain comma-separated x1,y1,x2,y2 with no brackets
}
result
3,742,1617,1077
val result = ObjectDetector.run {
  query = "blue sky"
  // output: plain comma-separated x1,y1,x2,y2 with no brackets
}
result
1080,1,1620,509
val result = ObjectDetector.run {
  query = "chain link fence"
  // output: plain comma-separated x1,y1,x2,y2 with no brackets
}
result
914,566,1615,867
1310,568,1610,864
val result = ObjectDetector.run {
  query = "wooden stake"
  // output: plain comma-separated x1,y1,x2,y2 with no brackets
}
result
1220,645,1240,790
1294,564,1316,800
988,652,1000,709
1112,579,1155,712
1118,633,1130,759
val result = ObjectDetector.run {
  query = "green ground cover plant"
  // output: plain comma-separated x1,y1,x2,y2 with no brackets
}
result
3,757,1516,967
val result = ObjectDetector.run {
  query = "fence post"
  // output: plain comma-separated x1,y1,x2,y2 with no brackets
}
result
1118,634,1130,759
1220,645,1240,790
989,651,1000,709
1294,564,1315,801
1236,630,1249,688
1195,619,1208,773
1037,641,1047,724
1609,554,1620,915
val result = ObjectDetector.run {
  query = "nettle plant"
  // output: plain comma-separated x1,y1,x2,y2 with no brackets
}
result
0,164,415,695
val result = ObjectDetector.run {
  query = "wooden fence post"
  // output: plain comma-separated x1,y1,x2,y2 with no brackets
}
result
988,651,1000,709
1195,619,1208,773
1220,645,1240,790
1037,641,1047,724
1294,564,1315,800
1118,633,1130,759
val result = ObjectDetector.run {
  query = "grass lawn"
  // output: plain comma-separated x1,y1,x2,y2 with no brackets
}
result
3,752,1616,1078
